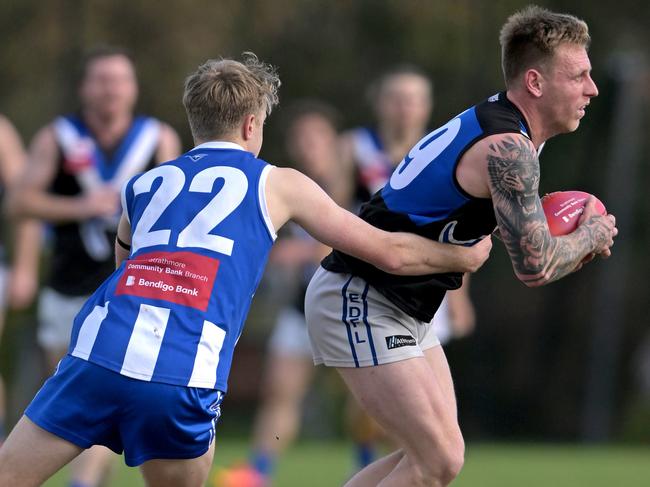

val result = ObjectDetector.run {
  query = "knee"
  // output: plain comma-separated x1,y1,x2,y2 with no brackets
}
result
413,434,465,486
438,443,465,484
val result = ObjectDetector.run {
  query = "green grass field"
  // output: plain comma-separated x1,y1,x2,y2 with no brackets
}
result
42,440,650,487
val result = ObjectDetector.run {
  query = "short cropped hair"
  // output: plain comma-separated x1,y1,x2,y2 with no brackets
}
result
368,64,432,106
78,45,135,83
499,5,590,86
183,52,281,141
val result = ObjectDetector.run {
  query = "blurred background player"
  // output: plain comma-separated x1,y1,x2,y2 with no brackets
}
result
215,100,351,487
0,115,40,443
341,65,433,205
342,66,477,470
6,45,180,487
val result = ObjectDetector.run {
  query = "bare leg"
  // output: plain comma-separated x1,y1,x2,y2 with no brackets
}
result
0,415,83,487
140,441,215,487
40,347,115,487
339,346,464,487
343,449,404,486
70,446,115,487
0,375,5,440
251,353,314,456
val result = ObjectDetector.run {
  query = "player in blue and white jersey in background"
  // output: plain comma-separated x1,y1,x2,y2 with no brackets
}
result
5,44,181,487
0,53,492,487
306,6,617,487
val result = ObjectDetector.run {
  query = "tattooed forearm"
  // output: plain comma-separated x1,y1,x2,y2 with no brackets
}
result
487,135,607,286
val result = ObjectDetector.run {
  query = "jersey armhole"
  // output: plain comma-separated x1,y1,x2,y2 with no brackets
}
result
258,165,277,241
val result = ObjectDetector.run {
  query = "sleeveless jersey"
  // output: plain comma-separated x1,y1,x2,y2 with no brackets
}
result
49,114,161,295
323,92,532,322
68,142,276,392
350,127,394,204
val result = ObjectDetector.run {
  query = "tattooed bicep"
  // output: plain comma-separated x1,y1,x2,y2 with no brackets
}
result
486,135,551,279
486,135,540,214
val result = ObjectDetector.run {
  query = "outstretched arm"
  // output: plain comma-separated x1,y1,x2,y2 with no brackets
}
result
486,134,616,286
266,166,492,276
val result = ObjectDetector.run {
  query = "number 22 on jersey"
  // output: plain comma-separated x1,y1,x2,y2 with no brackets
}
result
130,165,248,255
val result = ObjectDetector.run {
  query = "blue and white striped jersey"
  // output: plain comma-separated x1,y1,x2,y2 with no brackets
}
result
67,141,276,391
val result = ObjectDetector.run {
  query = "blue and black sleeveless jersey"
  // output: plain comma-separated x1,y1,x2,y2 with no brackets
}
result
68,142,276,392
50,114,162,295
323,92,532,322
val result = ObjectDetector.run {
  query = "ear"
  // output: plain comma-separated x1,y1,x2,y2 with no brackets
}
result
241,113,256,141
524,68,544,98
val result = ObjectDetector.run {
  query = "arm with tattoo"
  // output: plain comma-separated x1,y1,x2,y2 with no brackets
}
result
486,134,615,286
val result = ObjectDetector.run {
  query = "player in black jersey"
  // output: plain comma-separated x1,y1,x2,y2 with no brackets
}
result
306,6,618,486
6,46,180,487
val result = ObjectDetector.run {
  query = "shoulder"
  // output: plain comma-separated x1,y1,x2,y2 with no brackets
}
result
154,121,182,162
468,132,537,164
0,115,19,141
474,92,529,138
31,123,58,150
157,121,179,140
0,114,10,131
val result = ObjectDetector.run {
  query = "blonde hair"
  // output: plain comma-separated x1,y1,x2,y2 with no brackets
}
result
183,52,280,141
499,5,590,86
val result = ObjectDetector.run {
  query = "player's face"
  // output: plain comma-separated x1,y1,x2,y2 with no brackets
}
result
540,43,598,133
286,114,338,179
376,74,432,134
80,55,138,119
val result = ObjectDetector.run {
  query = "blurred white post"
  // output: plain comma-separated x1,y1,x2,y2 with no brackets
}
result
581,51,647,442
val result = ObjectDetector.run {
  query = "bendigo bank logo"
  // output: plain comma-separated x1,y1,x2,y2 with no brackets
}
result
115,251,219,311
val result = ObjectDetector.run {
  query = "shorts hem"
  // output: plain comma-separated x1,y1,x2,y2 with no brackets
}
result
25,412,95,450
125,444,211,467
314,351,427,368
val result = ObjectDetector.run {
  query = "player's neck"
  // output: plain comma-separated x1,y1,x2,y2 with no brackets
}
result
505,90,553,149
194,136,247,150
83,109,133,148
378,124,423,164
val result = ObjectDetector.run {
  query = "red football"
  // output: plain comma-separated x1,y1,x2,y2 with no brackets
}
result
542,190,607,236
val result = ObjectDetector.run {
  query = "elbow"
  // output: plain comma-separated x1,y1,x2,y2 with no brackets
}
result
517,269,553,288
376,252,404,275
515,259,555,287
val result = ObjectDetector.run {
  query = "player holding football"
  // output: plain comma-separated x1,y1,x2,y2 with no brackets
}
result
0,53,491,487
305,6,617,487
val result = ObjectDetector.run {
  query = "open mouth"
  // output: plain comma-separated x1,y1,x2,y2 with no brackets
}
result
578,102,589,117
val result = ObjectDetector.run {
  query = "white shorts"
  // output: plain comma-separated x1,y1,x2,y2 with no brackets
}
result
37,287,89,351
268,306,313,358
431,295,452,345
305,267,440,368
